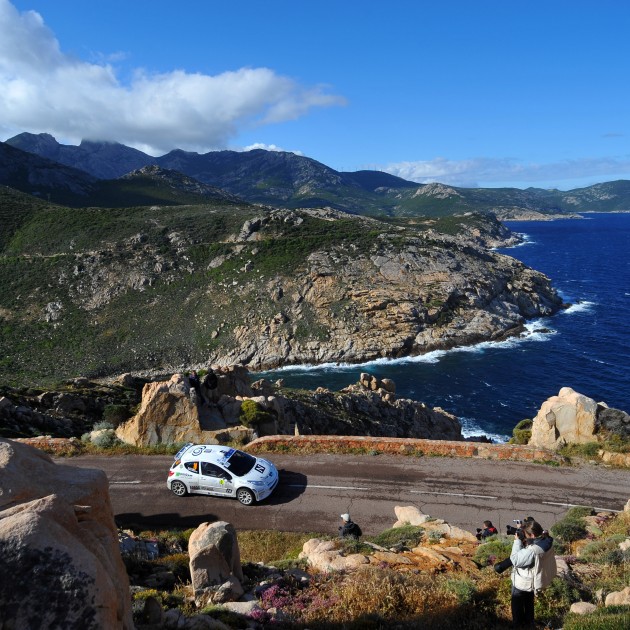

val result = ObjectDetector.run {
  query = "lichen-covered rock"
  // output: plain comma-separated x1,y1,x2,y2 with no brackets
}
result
298,538,370,572
529,388,599,449
570,602,597,615
605,586,630,607
0,438,133,629
188,521,244,605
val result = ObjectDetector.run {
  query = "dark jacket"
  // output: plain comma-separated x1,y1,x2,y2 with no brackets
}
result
477,525,498,540
339,520,362,538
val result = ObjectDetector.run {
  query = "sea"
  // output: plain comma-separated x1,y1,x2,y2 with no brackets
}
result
257,213,630,442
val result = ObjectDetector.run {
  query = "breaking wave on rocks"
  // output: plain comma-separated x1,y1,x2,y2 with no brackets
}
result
262,213,630,438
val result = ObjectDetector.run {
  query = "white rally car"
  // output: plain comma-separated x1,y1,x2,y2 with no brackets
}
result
167,443,278,505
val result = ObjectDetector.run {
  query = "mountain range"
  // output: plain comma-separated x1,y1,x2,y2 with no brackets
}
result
3,132,630,219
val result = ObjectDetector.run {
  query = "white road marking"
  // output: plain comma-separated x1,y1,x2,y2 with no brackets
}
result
110,480,141,485
286,484,370,491
542,501,621,513
411,490,498,500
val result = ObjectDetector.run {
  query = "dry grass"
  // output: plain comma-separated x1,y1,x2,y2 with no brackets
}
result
237,529,324,565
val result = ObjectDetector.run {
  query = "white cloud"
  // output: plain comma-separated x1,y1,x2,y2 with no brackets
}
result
241,142,303,155
383,156,630,189
0,0,345,155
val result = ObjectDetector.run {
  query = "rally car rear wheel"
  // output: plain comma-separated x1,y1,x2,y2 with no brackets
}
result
171,480,188,497
236,488,255,505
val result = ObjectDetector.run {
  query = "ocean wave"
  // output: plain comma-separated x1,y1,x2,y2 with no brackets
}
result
459,417,510,443
561,301,596,315
260,320,557,376
507,233,535,248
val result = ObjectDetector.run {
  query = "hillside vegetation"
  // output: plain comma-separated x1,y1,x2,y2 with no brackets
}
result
0,188,562,386
124,507,630,629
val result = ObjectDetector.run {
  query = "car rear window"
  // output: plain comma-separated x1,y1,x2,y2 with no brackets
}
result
224,450,256,476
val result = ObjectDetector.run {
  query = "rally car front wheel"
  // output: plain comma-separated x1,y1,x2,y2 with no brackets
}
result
236,488,255,506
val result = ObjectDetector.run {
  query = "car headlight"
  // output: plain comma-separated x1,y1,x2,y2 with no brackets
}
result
249,480,265,486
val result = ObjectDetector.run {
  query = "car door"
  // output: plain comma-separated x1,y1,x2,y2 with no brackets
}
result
182,460,201,493
200,461,234,496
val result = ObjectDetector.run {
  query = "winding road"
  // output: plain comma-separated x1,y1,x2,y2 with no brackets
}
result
62,452,630,537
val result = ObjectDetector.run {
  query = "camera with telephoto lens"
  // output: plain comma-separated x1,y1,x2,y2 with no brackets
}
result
506,519,525,539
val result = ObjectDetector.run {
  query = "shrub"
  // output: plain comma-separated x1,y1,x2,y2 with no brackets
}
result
237,529,322,564
473,536,513,567
92,429,121,449
566,506,595,520
579,536,627,564
370,525,425,550
153,553,190,583
563,606,630,630
103,404,131,427
92,420,115,431
551,520,588,543
239,399,275,429
550,507,593,543
444,577,477,604
510,419,532,445
534,577,581,627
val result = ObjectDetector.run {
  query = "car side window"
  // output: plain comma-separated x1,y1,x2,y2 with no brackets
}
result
184,461,199,474
201,462,231,480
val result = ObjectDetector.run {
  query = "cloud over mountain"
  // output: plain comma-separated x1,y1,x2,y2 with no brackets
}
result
0,0,345,155
384,156,630,189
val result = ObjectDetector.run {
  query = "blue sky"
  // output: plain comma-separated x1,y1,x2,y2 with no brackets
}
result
1,0,629,189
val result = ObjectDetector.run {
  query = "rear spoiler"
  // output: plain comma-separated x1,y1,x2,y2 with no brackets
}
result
174,442,194,460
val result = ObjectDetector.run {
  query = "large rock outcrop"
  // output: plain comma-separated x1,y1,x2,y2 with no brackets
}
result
115,366,286,446
0,438,133,629
529,387,598,449
188,521,244,606
115,367,463,446
528,387,629,449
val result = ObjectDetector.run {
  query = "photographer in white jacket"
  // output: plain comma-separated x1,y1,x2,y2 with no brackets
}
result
509,520,556,628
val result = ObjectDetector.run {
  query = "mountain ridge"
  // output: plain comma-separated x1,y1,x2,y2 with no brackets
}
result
5,132,630,219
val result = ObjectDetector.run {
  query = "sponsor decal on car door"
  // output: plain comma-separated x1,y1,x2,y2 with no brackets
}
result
200,462,233,495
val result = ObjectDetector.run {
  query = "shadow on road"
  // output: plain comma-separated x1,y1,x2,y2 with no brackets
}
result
115,509,222,530
264,469,308,506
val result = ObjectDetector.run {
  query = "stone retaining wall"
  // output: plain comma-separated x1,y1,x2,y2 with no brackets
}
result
246,435,566,462
14,436,83,455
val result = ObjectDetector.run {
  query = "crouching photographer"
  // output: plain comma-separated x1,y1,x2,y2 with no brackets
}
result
507,520,556,628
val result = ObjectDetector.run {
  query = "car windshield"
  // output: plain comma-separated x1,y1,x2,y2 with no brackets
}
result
224,450,256,477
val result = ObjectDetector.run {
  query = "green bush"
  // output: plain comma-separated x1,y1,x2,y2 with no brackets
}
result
563,606,630,630
473,536,513,567
566,506,595,520
239,399,275,429
92,420,115,431
103,404,131,427
579,536,627,564
550,507,593,543
510,419,533,445
153,553,190,583
370,525,425,550
534,577,581,627
444,577,477,604
551,520,588,543
92,429,121,449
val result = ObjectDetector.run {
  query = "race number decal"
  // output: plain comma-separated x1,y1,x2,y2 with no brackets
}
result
254,464,266,474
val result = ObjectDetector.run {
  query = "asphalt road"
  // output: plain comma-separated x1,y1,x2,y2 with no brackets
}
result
60,453,630,537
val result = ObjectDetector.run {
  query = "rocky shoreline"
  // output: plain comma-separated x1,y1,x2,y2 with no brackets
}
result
3,206,564,385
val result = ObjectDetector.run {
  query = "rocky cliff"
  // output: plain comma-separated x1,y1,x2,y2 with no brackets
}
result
0,438,133,628
114,367,463,445
1,200,562,385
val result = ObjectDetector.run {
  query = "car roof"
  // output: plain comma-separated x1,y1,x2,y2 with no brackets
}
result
176,443,247,464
